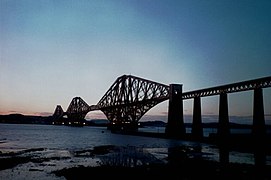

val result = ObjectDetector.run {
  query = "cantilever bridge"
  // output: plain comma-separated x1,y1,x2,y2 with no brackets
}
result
53,75,169,128
53,74,271,139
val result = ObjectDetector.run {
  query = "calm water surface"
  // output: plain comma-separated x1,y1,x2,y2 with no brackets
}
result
0,123,270,179
0,123,196,151
1,123,269,165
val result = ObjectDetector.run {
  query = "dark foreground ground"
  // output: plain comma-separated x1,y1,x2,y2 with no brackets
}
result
1,145,271,180
56,145,271,180
54,159,271,180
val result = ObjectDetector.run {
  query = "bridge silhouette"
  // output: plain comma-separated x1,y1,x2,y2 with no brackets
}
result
53,74,271,139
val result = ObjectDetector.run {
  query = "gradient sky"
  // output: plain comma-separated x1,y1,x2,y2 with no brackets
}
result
1,0,270,122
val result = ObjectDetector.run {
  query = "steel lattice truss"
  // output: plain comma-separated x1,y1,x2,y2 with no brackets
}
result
66,97,90,120
182,76,271,99
53,75,270,124
53,105,64,118
96,75,169,124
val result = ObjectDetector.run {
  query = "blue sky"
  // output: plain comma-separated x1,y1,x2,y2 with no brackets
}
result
0,0,270,122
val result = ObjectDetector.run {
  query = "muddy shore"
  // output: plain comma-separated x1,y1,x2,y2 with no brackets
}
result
54,160,270,179
1,145,271,180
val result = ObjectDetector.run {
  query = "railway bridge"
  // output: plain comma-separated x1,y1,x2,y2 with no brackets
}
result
53,75,271,139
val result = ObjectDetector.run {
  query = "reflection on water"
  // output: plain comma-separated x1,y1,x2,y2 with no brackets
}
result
96,143,268,169
97,145,207,168
98,146,163,167
139,126,269,137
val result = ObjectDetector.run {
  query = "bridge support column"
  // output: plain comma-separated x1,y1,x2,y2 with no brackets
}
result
252,88,266,140
192,96,203,140
165,84,185,138
252,88,266,167
218,93,230,142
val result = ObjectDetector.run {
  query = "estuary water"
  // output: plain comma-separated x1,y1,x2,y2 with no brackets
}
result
0,123,270,179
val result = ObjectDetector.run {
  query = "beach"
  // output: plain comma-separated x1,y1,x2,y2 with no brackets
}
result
1,145,271,180
1,124,271,179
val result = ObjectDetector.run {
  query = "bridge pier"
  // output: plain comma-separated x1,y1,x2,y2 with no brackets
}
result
218,93,230,142
192,96,203,140
165,84,185,138
252,88,267,167
252,88,266,140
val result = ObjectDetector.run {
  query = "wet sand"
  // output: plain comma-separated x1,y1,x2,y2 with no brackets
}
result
54,160,270,179
1,145,271,180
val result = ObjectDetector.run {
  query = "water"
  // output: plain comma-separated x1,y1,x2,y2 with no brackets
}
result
0,124,195,151
0,123,270,179
139,126,271,136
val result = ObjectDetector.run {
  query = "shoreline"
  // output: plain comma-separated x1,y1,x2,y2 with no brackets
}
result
1,145,271,179
1,123,271,179
54,159,271,179
112,130,271,154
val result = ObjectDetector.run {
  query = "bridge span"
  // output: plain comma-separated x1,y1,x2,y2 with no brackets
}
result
53,74,271,140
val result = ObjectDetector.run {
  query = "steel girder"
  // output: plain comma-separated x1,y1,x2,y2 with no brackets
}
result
66,97,90,120
53,105,64,119
97,75,170,124
53,75,270,126
182,76,271,99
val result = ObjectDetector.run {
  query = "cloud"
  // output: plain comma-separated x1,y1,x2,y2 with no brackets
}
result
159,111,168,115
35,112,53,116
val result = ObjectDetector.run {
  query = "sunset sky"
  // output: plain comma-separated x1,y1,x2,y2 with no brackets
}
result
1,0,270,122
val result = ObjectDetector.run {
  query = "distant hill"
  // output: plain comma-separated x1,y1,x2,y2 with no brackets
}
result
87,119,109,126
139,121,166,127
0,114,109,127
1,114,270,129
0,114,54,124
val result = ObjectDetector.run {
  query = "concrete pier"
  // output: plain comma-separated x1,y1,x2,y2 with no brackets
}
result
192,96,203,140
165,84,185,138
252,88,266,140
218,93,230,141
